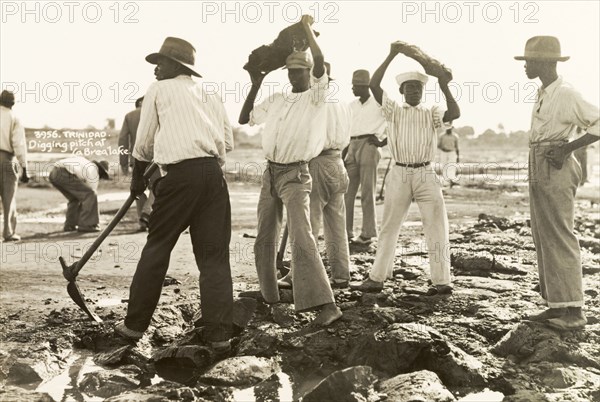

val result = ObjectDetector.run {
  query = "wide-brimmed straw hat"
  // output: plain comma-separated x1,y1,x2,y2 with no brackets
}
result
514,36,569,62
146,37,202,77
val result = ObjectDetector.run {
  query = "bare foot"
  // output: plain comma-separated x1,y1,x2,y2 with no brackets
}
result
311,303,342,327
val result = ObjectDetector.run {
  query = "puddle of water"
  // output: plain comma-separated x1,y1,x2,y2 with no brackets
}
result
231,370,328,402
96,298,125,307
35,352,103,402
458,389,504,401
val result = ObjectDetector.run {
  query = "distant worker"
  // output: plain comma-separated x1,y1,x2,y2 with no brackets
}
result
0,90,29,242
437,123,460,187
49,156,110,233
118,97,158,231
344,69,388,245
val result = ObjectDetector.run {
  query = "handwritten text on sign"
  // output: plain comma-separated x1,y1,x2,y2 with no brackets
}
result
28,130,128,157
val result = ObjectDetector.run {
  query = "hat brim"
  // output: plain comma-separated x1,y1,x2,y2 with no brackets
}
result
146,53,202,77
514,55,570,62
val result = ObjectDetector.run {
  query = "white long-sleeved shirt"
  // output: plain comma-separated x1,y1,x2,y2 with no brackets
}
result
133,75,233,165
0,105,28,169
250,73,329,163
349,95,387,140
530,77,599,143
53,156,100,190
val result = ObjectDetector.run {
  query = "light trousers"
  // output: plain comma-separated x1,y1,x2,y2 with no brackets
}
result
438,151,458,183
254,163,334,311
344,138,381,239
369,165,451,286
0,151,18,239
309,153,351,282
529,145,583,308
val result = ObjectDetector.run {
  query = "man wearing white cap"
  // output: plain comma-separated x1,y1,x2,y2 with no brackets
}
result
239,15,342,326
344,70,388,245
515,36,599,330
115,37,235,354
352,41,460,295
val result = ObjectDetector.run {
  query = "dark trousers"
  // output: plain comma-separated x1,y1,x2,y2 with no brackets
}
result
125,157,233,341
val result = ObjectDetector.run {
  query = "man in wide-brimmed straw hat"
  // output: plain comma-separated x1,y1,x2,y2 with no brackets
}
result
351,41,460,296
515,36,599,330
115,37,235,354
48,156,110,233
239,15,342,327
0,90,29,242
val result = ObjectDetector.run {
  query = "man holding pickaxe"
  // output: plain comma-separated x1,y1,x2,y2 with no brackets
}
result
115,37,234,354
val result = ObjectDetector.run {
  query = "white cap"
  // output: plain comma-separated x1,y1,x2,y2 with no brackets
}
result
395,71,428,87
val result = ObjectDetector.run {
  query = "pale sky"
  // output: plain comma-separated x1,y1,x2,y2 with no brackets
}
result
1,0,599,134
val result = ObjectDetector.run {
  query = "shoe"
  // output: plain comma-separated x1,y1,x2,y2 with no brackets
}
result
352,235,372,245
330,280,349,289
525,308,567,322
78,225,101,233
350,278,383,292
3,234,21,242
425,285,453,296
114,321,144,340
63,225,77,232
138,222,148,232
546,315,587,331
277,274,293,289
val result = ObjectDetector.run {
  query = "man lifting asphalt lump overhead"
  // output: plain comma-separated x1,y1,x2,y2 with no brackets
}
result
239,15,342,327
352,41,460,296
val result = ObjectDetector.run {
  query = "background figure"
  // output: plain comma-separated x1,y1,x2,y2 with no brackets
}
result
118,97,144,176
118,97,158,231
0,90,29,242
437,123,460,187
344,69,387,245
49,156,110,232
572,127,588,186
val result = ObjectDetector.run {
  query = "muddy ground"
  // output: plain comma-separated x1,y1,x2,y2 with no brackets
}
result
1,153,599,402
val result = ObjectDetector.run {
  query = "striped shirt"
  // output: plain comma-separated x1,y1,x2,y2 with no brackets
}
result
133,75,233,166
530,77,599,143
381,92,444,164
324,101,351,150
349,96,387,140
250,73,329,163
0,106,28,169
53,156,100,190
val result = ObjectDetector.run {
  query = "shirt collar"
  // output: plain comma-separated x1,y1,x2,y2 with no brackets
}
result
538,76,563,98
402,102,424,109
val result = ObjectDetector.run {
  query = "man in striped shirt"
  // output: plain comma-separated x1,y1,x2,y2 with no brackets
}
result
352,41,460,295
239,15,342,326
515,36,599,330
115,37,234,354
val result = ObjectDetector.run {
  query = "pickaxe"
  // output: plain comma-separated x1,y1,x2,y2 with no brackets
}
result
377,158,392,202
59,163,158,322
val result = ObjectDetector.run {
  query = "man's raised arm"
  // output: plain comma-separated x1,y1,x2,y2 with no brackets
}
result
300,15,324,79
370,42,403,105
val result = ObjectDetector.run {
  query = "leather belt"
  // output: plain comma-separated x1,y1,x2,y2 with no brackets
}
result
267,160,308,167
396,162,431,168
